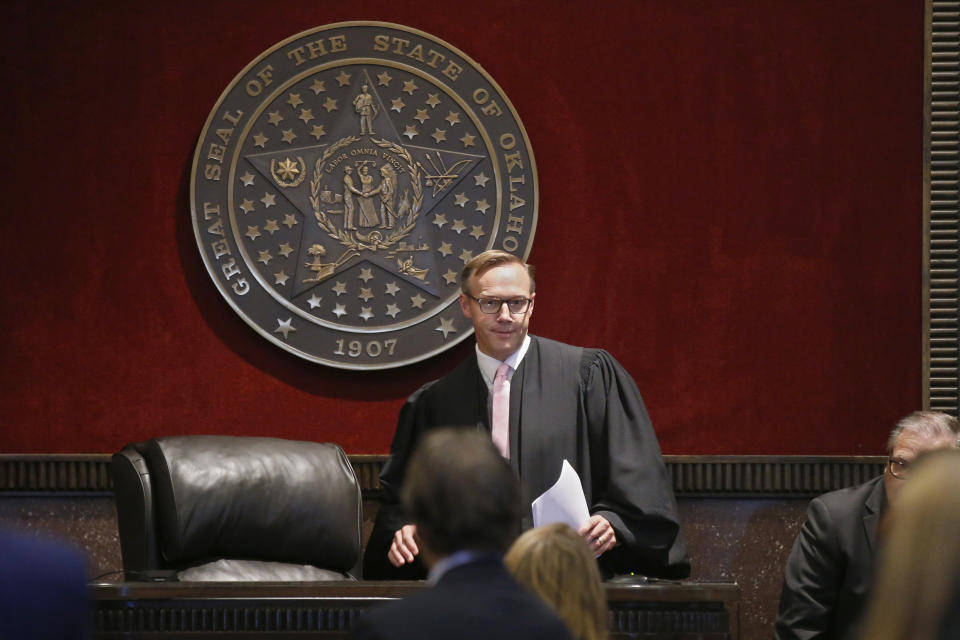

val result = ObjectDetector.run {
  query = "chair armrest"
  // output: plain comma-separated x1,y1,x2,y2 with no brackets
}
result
111,444,164,580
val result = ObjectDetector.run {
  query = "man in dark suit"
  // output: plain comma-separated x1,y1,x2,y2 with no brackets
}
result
352,429,573,640
773,411,960,640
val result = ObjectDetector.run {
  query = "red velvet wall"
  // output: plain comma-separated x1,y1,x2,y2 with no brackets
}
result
0,0,922,455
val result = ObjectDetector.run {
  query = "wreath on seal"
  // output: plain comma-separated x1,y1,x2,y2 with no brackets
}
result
310,136,423,255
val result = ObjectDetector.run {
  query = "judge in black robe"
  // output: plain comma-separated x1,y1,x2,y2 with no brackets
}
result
364,334,690,580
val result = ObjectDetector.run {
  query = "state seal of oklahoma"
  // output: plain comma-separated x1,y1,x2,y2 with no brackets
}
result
191,22,537,369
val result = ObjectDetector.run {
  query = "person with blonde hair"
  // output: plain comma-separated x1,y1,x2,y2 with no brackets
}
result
859,448,960,640
505,523,609,640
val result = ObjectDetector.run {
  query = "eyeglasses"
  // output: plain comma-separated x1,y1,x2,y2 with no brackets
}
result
465,294,532,315
887,457,911,480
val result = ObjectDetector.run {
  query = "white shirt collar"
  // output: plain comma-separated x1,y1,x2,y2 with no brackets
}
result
476,334,530,391
427,549,489,585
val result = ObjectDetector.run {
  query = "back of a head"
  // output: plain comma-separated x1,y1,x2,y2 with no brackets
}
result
505,523,609,640
860,449,960,640
402,428,521,556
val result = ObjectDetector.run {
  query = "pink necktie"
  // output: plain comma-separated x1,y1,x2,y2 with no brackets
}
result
492,363,512,459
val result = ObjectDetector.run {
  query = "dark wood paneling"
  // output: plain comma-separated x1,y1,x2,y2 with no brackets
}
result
0,454,885,497
926,0,960,413
0,455,112,493
91,581,739,639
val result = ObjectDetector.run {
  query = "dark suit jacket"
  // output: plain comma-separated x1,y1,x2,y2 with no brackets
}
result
351,555,573,640
0,529,89,640
774,475,886,640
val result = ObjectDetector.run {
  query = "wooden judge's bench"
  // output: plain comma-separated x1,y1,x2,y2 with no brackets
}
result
1,454,890,638
91,580,739,639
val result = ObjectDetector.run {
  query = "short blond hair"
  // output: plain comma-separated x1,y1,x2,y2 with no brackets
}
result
460,250,535,295
505,524,608,640
859,449,960,640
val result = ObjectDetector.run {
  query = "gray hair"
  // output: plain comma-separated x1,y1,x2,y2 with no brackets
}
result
887,411,960,453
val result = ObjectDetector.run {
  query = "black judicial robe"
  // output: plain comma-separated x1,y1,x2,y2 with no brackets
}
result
363,336,690,580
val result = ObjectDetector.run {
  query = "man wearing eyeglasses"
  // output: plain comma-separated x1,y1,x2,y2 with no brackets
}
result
364,250,689,581
774,411,959,640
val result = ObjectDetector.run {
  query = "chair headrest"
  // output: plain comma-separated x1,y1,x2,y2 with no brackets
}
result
143,435,360,572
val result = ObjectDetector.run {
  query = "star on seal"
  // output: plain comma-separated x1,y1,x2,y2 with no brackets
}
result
191,22,537,369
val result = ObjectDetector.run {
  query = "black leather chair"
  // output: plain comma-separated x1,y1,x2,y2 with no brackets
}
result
111,435,362,581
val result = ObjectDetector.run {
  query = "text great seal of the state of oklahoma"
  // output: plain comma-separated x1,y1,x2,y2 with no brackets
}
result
190,21,537,370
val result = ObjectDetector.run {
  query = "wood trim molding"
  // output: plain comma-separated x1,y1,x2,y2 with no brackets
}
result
665,455,885,496
91,581,738,638
0,454,113,493
0,454,885,497
926,0,960,413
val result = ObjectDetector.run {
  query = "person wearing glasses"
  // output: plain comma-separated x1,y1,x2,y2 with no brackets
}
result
363,250,689,581
773,411,959,640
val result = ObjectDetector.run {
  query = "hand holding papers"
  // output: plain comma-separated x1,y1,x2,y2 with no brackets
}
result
532,459,590,530
533,461,617,556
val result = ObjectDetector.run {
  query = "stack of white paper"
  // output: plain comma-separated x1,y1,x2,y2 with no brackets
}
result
531,459,590,530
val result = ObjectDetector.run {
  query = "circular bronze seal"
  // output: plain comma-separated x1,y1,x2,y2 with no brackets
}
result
191,22,537,369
